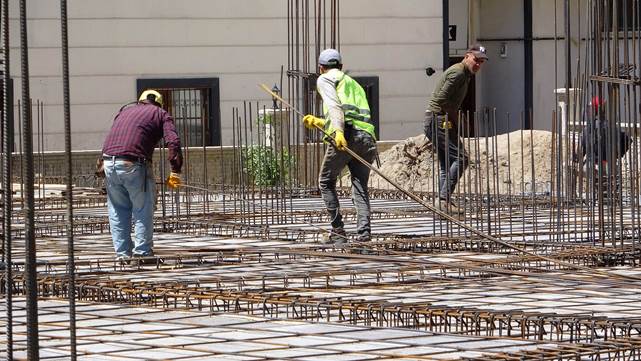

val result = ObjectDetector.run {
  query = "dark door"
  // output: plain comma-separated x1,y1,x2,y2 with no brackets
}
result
353,76,380,140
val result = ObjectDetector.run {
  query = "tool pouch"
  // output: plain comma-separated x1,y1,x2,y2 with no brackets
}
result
440,120,453,130
95,157,105,178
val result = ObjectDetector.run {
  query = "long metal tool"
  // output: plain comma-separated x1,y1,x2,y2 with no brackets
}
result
258,83,641,282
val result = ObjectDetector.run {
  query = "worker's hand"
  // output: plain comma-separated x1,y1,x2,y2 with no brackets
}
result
166,172,181,189
333,130,347,151
303,114,326,129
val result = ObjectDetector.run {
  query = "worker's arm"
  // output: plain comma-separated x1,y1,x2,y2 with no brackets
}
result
161,110,183,174
316,74,345,133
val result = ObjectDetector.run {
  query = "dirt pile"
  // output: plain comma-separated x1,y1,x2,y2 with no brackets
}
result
357,130,556,195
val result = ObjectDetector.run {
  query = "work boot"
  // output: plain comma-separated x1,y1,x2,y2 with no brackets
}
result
438,199,464,215
322,228,348,246
133,252,164,266
354,235,374,255
355,234,371,243
115,255,131,265
447,201,465,215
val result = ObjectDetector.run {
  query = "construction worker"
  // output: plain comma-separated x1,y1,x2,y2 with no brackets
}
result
577,96,631,199
424,44,487,214
303,48,377,245
101,89,183,263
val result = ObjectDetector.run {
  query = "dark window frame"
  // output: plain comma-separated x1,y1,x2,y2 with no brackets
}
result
601,0,640,32
137,78,221,146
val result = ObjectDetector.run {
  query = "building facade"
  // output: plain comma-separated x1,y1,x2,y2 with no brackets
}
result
6,0,442,150
6,0,595,151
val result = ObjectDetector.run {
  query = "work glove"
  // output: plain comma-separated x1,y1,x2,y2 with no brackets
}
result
166,172,181,189
333,130,348,151
302,114,326,129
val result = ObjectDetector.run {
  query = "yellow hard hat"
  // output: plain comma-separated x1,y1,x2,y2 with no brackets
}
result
139,89,163,107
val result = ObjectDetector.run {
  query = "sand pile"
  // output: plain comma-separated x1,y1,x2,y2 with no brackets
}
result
356,130,556,195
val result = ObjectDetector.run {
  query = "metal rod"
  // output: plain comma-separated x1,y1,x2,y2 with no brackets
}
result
1,0,12,358
59,0,77,358
19,0,40,358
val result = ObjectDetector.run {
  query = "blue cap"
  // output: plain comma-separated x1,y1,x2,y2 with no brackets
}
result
318,48,342,66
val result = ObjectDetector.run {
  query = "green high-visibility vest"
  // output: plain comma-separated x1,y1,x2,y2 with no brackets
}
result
321,70,376,140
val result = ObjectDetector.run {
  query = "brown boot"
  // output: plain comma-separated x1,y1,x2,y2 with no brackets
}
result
322,228,348,246
447,201,465,214
437,199,448,213
438,199,464,215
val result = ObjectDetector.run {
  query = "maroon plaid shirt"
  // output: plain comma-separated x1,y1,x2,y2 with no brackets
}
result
102,100,183,173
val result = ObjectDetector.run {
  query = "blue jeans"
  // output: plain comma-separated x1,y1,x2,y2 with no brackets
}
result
104,158,155,257
318,129,377,237
424,114,469,201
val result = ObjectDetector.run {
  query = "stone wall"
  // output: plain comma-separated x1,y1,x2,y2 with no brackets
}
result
10,141,400,187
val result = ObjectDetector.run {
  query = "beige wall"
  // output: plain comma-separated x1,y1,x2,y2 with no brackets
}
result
532,0,584,131
467,0,585,132
7,0,443,151
476,0,525,133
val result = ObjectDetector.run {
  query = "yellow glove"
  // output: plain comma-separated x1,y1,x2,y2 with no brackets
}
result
166,172,181,189
333,130,347,151
302,114,326,129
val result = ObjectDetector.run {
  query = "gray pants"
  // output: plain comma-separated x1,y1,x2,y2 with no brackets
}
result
424,114,469,201
318,129,377,237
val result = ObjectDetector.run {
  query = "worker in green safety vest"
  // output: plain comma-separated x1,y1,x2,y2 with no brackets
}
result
303,48,377,246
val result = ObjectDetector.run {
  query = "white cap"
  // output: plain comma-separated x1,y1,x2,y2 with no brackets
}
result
318,48,342,66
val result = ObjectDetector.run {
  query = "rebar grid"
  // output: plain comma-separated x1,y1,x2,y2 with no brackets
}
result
6,273,641,343
4,226,641,344
5,190,641,250
3,0,641,359
463,337,641,361
5,298,641,361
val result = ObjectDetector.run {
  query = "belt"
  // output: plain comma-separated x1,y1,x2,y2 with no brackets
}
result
425,111,452,129
103,154,147,163
103,154,149,192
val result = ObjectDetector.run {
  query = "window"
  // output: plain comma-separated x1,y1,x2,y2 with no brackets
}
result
603,0,641,32
137,78,220,146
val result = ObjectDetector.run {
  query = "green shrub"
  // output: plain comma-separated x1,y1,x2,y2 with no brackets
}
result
242,145,295,187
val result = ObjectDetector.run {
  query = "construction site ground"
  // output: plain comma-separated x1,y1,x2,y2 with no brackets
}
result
4,182,641,360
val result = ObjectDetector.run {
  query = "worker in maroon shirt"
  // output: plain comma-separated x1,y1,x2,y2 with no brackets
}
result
102,89,183,263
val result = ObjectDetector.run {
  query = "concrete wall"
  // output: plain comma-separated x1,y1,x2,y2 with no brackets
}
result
532,0,584,131
10,141,400,187
7,0,443,151
476,0,526,134
448,0,469,54
468,0,585,132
